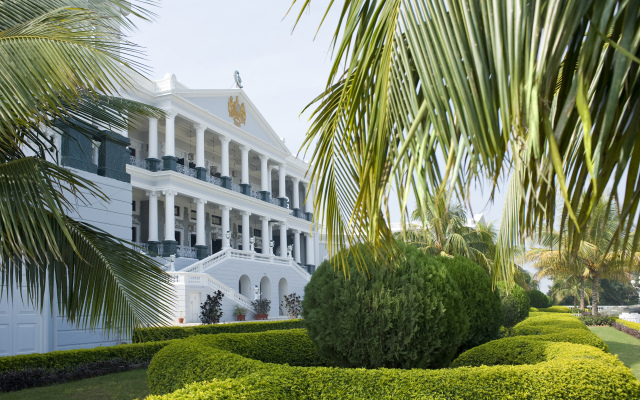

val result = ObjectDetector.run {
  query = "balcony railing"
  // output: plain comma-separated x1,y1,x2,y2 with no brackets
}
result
128,155,147,169
176,164,197,178
250,190,262,200
207,174,223,186
230,183,243,193
269,197,281,206
176,245,198,259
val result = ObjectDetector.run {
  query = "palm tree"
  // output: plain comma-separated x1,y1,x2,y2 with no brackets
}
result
548,276,592,309
526,198,639,314
403,193,497,273
0,1,174,334
290,0,640,285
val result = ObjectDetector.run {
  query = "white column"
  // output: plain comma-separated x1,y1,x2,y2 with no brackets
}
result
196,199,206,246
305,232,315,264
278,164,286,199
163,190,177,241
293,229,301,263
146,191,159,242
268,166,277,193
261,216,270,254
241,211,250,251
194,123,205,168
292,178,300,210
259,154,269,191
221,205,231,249
165,111,176,157
304,182,313,213
240,145,250,184
148,117,158,159
279,222,287,257
220,136,230,177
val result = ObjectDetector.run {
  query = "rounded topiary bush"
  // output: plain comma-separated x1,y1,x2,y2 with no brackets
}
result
499,284,530,327
527,289,551,308
302,243,469,369
438,256,503,350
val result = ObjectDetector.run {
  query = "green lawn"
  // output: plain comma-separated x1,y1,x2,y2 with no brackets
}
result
590,327,640,380
0,368,148,400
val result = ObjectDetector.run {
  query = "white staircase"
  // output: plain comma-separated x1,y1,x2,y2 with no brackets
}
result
169,272,253,309
181,248,312,282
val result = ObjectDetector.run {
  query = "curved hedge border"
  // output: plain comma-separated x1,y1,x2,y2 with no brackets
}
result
147,325,639,399
511,313,588,335
133,319,303,342
537,306,571,313
0,340,173,392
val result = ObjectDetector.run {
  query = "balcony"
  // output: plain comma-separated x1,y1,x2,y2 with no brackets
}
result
127,155,296,212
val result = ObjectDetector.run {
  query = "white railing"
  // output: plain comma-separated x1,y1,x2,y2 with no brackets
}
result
250,190,262,200
128,155,147,169
620,313,640,323
176,164,197,178
269,197,281,206
180,248,311,281
169,272,253,309
176,245,198,259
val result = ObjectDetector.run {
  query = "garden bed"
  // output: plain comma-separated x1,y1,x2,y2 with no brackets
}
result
144,314,639,399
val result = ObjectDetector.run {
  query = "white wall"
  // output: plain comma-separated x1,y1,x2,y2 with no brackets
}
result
0,170,132,356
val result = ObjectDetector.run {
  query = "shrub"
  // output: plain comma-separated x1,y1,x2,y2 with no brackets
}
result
146,336,640,399
530,307,539,312
511,314,589,335
538,306,571,313
499,284,530,327
0,340,172,392
251,298,271,315
438,256,503,350
613,322,640,340
281,293,302,319
147,329,322,395
527,289,552,308
133,319,303,342
233,305,249,317
302,243,468,369
616,318,640,331
451,329,609,368
200,291,224,324
580,315,614,326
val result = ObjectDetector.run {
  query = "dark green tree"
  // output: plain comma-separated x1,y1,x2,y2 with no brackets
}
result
199,291,224,325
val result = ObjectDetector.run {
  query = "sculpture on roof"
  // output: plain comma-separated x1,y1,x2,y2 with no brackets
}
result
228,96,246,127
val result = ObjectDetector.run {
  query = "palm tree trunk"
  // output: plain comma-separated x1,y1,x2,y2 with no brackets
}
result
579,276,585,310
592,275,600,315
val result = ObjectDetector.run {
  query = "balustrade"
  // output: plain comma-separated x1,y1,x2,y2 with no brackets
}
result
128,155,147,169
176,164,198,178
176,245,198,258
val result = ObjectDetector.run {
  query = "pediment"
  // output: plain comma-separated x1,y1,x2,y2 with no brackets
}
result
180,91,290,153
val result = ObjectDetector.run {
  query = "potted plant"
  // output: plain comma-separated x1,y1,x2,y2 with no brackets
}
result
251,298,271,320
178,311,184,324
233,305,249,321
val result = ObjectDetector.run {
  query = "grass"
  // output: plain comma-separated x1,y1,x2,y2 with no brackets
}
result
0,368,148,400
590,327,640,380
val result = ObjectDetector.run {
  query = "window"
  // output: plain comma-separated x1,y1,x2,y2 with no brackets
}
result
238,225,243,233
131,226,137,242
130,148,136,157
253,228,261,237
190,209,197,221
174,206,180,217
175,231,181,244
211,215,221,226
190,234,197,247
132,200,136,212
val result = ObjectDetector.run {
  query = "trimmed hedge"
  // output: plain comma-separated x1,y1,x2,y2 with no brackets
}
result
133,319,303,342
537,306,571,313
147,329,321,395
0,340,173,392
580,315,614,326
530,307,539,312
302,243,468,369
147,334,640,399
511,313,589,335
616,318,640,331
613,321,640,340
438,256,503,351
451,329,609,368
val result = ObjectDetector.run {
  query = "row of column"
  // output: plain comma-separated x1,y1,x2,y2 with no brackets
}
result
145,190,314,263
147,115,311,209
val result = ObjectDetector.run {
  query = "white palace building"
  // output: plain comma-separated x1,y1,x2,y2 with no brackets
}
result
0,73,325,356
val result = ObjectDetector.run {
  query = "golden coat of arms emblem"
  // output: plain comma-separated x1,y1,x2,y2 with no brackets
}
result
227,96,246,127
